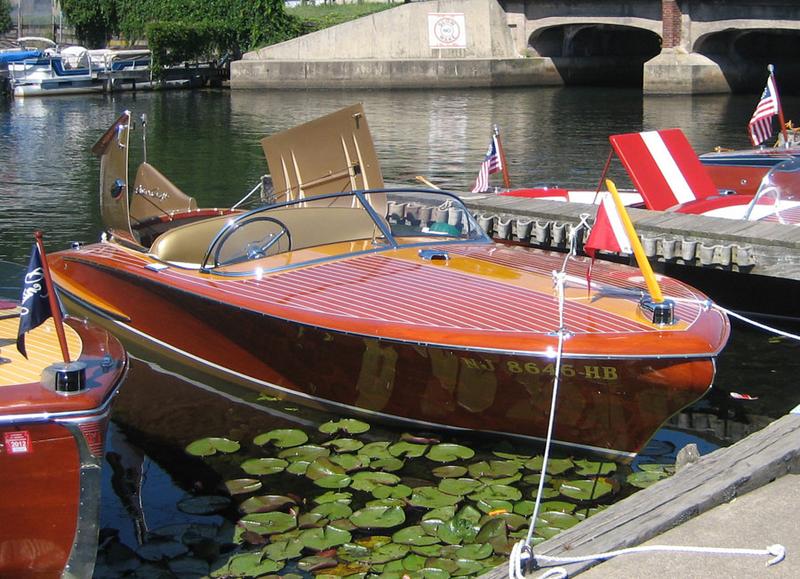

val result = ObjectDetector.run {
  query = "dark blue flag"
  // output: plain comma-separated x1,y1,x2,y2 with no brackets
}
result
16,243,52,358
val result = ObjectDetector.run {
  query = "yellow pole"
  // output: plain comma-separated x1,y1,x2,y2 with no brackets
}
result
605,179,664,303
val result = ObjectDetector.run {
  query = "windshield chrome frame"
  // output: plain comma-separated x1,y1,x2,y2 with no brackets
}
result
198,187,490,274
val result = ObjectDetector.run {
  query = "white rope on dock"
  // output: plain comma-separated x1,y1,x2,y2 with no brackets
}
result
508,220,790,578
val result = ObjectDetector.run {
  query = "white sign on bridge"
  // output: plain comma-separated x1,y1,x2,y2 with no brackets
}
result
428,13,467,49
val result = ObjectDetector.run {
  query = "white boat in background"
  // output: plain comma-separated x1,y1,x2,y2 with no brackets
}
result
6,37,153,97
8,38,103,97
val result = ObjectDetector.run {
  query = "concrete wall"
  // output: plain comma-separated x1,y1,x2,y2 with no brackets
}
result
244,0,519,61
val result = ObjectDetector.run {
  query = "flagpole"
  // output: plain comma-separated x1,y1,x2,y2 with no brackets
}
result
493,125,512,189
768,64,789,147
605,180,664,304
34,231,71,363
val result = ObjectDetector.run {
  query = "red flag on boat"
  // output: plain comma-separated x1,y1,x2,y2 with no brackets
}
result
584,192,633,257
583,191,633,294
749,72,780,146
471,135,503,193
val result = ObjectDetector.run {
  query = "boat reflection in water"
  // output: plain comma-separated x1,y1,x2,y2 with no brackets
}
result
49,105,729,463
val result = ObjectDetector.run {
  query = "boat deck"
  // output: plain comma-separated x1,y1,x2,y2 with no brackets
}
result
0,310,82,387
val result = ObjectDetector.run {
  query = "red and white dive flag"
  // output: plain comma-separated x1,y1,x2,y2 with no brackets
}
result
584,192,633,258
583,191,633,294
749,73,780,146
471,135,503,193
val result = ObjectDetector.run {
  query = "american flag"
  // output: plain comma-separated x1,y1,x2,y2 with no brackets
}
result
471,135,503,193
748,74,780,146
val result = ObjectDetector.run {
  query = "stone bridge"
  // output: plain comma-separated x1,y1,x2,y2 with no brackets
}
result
232,0,800,94
502,0,800,93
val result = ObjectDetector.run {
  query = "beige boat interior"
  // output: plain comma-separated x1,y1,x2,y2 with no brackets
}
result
129,162,198,223
149,204,388,268
261,103,384,203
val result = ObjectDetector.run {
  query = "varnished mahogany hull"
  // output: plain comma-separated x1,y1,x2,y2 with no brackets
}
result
0,319,127,578
52,258,716,460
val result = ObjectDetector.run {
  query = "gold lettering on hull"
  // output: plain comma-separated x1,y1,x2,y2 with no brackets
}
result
459,357,620,382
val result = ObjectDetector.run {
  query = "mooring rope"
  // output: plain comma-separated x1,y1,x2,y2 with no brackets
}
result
508,219,790,578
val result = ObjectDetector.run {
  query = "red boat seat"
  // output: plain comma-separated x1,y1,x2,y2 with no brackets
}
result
610,129,719,211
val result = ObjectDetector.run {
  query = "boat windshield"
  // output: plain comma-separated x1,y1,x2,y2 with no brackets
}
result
744,157,800,222
202,188,489,271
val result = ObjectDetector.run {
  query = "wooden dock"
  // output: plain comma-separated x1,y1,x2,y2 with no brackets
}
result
480,410,800,578
462,195,800,281
97,61,228,92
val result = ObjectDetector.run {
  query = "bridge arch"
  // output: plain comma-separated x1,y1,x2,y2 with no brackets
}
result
528,23,661,86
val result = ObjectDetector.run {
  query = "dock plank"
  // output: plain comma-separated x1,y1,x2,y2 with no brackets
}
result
479,413,800,578
461,196,800,279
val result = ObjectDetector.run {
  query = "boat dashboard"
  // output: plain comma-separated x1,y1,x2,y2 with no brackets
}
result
146,188,490,274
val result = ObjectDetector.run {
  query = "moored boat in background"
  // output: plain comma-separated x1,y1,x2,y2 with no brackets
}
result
48,105,730,461
0,246,128,578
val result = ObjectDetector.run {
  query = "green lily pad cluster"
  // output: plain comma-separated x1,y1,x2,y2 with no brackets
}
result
98,421,642,578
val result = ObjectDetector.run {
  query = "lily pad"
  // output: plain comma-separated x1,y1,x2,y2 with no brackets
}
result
238,511,297,535
410,487,463,509
314,491,353,505
475,499,513,515
388,441,428,458
262,539,304,561
420,506,457,536
469,484,522,502
368,457,405,472
319,419,371,435
372,484,412,500
224,478,262,496
176,495,230,515
524,456,574,474
185,437,240,457
467,461,521,480
253,429,309,448
438,478,482,497
314,474,353,489
392,526,440,546
539,510,580,530
299,525,353,551
437,517,479,545
359,441,391,458
432,466,468,479
426,443,475,463
211,552,283,577
311,502,353,520
298,512,328,529
402,553,428,571
241,457,289,476
558,478,613,501
350,505,406,529
573,459,617,476
238,495,296,514
456,543,493,560
306,457,346,480
297,555,337,573
286,460,311,476
329,454,367,471
278,444,330,462
350,471,401,492
371,543,410,564
337,542,372,562
136,538,189,561
323,438,365,452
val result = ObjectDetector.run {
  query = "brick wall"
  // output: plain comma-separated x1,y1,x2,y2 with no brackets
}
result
662,0,682,48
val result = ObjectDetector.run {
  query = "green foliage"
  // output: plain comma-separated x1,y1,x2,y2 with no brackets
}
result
146,21,235,76
288,3,397,33
0,0,12,34
60,0,118,47
61,0,301,53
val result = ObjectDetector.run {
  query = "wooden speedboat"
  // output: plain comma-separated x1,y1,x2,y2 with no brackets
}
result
47,106,729,461
0,263,128,578
699,146,799,196
498,128,800,225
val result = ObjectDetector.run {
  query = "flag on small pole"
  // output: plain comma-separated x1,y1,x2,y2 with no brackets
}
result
16,231,71,362
748,66,783,147
471,133,503,193
584,179,665,306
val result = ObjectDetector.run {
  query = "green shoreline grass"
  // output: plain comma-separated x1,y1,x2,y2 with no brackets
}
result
288,2,399,32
